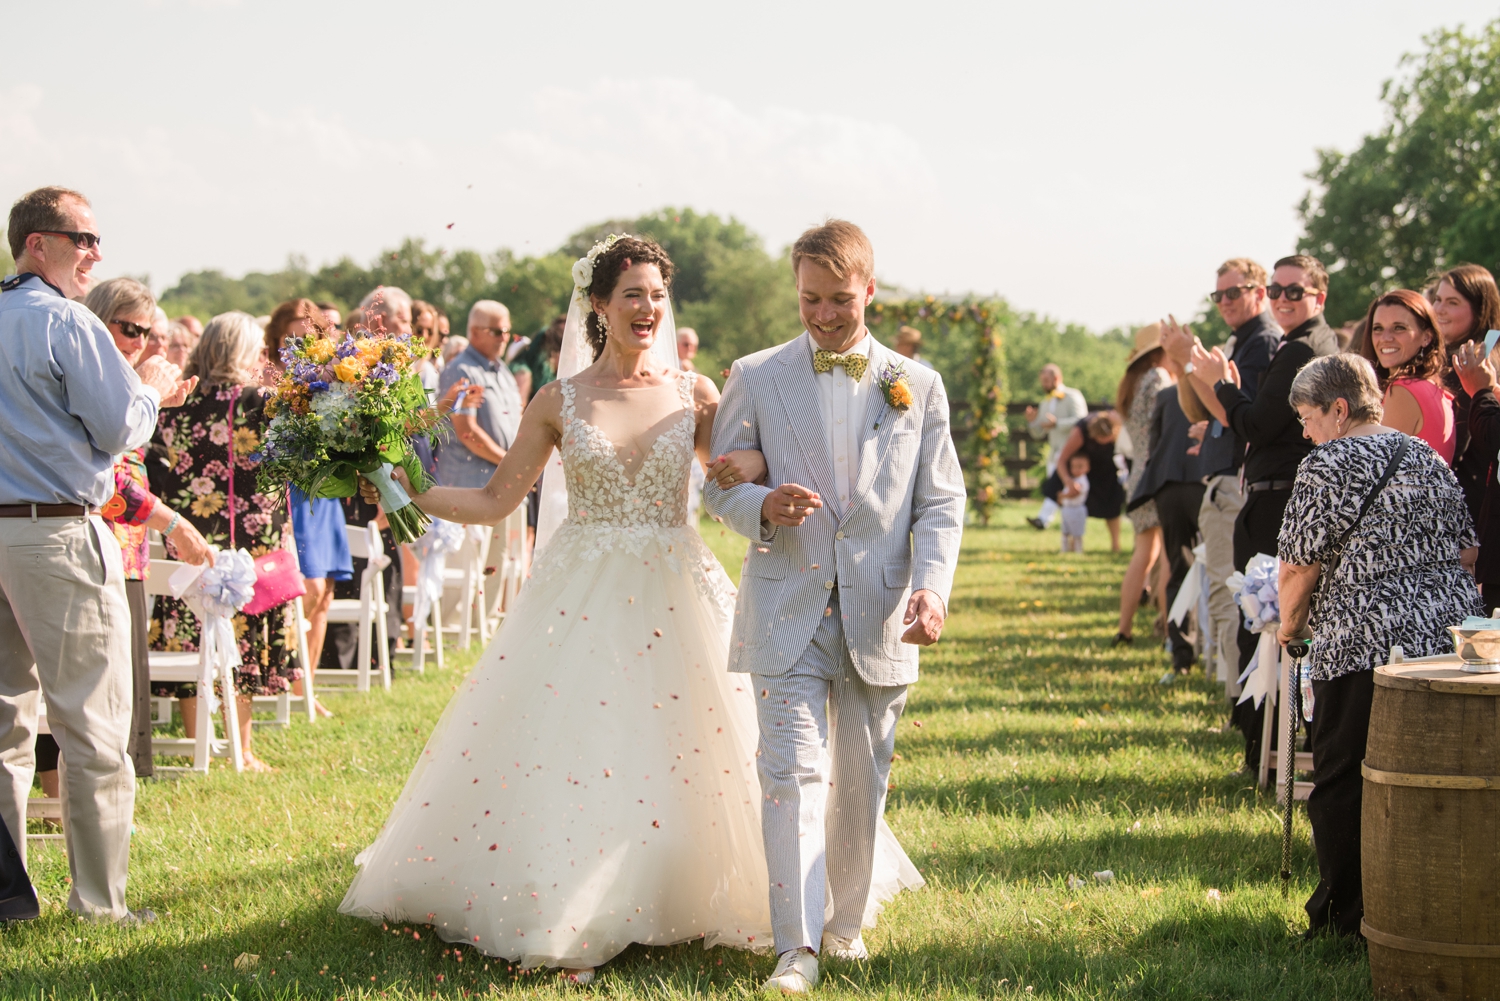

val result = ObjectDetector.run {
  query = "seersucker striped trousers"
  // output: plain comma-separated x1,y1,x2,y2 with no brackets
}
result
753,591,907,952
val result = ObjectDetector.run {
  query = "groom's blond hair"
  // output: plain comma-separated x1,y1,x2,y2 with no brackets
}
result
791,219,874,283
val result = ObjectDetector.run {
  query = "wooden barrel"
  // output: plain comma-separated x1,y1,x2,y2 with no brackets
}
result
1364,660,1500,999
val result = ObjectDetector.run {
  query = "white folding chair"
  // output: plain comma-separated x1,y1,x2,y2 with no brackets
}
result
1257,643,1313,803
318,522,391,693
146,558,244,775
439,530,488,650
25,699,63,846
484,506,529,632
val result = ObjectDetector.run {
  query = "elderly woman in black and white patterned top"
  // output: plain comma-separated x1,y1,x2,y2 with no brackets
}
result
1276,352,1481,941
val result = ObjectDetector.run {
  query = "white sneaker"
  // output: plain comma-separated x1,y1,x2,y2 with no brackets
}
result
762,948,819,993
820,931,868,961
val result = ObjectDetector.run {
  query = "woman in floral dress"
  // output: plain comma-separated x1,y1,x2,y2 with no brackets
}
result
146,311,297,771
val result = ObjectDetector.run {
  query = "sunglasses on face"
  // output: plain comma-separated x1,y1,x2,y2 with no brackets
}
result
112,319,151,339
1267,283,1321,302
38,230,102,250
1209,284,1259,304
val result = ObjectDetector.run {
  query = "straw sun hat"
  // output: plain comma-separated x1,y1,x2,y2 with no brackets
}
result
1124,322,1164,367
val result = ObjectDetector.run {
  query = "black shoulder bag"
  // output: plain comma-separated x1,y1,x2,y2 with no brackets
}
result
1311,434,1411,616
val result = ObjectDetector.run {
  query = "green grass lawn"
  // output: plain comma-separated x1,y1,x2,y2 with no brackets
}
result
5,501,1372,999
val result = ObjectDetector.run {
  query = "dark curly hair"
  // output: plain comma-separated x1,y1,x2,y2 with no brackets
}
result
1359,288,1446,388
582,236,674,360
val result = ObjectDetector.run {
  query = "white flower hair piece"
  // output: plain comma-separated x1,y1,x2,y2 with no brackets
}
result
571,233,625,311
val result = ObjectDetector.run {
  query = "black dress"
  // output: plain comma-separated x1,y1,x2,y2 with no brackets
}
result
1040,415,1125,519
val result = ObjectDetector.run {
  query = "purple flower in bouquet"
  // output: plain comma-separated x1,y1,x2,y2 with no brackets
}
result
370,362,398,384
335,334,360,359
308,380,330,393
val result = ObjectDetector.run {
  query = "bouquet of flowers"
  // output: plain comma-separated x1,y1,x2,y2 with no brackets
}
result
256,322,442,544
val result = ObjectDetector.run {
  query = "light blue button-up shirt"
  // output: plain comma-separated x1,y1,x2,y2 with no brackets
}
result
435,344,523,488
0,273,161,506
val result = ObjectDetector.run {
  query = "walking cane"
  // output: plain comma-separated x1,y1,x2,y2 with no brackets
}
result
1280,637,1310,898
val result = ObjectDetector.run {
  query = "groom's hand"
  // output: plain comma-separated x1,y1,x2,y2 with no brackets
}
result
901,589,946,646
761,483,822,526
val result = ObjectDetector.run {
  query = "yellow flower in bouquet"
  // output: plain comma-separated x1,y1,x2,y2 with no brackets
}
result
306,338,336,364
333,357,365,383
355,338,384,365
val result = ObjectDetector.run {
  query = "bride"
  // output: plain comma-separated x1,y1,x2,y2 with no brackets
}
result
340,235,922,984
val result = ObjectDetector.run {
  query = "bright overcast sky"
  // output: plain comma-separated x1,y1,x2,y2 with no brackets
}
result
4,0,1495,331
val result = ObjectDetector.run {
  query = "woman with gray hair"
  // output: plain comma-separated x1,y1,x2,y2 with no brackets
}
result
1275,352,1480,939
146,311,297,772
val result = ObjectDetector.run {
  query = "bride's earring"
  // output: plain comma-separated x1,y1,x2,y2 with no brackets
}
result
596,311,611,337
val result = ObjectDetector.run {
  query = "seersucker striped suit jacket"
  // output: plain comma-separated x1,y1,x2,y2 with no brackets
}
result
703,332,966,686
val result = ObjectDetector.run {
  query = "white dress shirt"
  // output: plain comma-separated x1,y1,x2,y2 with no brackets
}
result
814,334,873,515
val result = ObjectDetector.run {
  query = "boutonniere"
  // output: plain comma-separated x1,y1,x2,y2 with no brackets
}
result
874,362,913,429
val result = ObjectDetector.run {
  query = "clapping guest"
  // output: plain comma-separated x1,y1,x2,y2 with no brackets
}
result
79,277,212,784
147,312,299,771
318,302,342,333
412,299,443,399
1358,289,1454,462
437,301,523,488
1277,353,1480,937
263,299,352,717
1451,339,1500,604
358,285,412,336
1,185,195,922
1432,265,1500,521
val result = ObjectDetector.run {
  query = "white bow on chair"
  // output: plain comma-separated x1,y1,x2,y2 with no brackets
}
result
1228,553,1283,709
183,548,258,769
410,519,466,632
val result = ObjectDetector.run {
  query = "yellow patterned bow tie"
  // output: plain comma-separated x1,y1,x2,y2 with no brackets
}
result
812,349,868,381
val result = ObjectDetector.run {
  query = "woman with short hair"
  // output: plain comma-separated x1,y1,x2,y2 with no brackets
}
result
147,311,300,771
1358,289,1455,462
1276,352,1480,938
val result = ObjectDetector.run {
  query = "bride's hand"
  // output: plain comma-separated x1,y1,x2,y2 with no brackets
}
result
707,449,767,489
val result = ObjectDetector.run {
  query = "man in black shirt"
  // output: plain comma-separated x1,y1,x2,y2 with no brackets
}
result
1190,254,1339,769
1163,259,1280,694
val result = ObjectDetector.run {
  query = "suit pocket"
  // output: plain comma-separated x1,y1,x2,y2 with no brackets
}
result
743,554,789,580
883,563,912,588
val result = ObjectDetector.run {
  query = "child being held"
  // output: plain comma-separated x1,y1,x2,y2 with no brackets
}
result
1059,453,1090,553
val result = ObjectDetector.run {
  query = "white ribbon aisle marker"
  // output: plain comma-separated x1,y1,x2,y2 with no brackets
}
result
410,519,466,645
1228,553,1284,710
188,548,259,773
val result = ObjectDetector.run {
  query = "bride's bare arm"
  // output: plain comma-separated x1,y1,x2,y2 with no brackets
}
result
392,382,563,526
691,374,768,486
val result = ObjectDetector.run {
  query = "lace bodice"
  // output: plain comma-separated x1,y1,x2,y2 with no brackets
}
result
558,372,697,529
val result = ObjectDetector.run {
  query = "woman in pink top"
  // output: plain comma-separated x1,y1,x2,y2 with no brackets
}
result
1359,288,1455,462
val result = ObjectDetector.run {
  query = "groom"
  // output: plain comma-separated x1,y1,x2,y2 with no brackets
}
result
704,220,965,993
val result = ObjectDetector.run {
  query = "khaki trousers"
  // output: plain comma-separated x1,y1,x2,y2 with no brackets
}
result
1198,475,1244,691
0,515,135,919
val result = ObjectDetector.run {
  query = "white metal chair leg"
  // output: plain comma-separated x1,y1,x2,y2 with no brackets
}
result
294,594,316,723
220,670,244,774
374,567,391,692
356,596,372,694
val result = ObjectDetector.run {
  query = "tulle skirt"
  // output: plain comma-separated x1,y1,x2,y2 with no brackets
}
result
340,522,919,969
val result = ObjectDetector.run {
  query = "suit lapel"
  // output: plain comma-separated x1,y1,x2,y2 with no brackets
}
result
772,333,841,511
843,340,903,525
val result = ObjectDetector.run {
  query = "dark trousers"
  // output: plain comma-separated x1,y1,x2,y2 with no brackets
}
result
1155,481,1205,668
124,580,152,779
1305,669,1375,937
1230,487,1293,770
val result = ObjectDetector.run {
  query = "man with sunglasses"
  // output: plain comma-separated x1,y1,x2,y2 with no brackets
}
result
437,299,522,488
1162,260,1279,699
1188,254,1338,771
0,186,194,924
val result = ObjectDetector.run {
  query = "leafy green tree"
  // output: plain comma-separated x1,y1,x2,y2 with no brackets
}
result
1300,19,1500,324
485,251,575,338
0,230,14,278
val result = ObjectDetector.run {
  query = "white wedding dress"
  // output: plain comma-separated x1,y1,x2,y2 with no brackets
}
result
340,372,922,969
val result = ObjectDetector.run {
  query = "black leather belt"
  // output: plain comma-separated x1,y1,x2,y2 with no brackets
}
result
1245,480,1295,493
0,504,92,518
